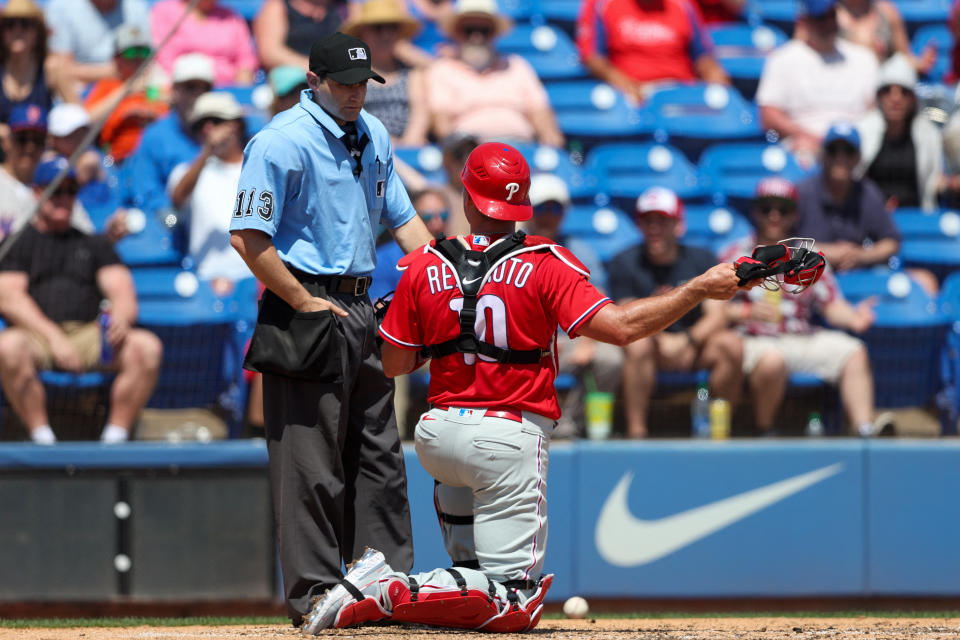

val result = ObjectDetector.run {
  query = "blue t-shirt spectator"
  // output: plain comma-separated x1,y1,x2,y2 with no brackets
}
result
795,174,901,245
46,0,150,65
124,114,201,215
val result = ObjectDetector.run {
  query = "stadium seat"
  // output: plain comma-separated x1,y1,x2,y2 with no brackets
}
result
709,23,789,100
895,0,952,33
911,24,951,82
394,145,447,185
698,142,815,213
747,0,799,31
545,81,652,149
898,237,960,283
539,0,582,25
938,271,960,434
585,142,707,210
646,83,764,162
559,204,641,262
836,268,949,408
682,204,754,255
893,208,960,239
114,209,183,267
412,20,448,55
218,0,264,20
497,23,588,80
509,142,597,201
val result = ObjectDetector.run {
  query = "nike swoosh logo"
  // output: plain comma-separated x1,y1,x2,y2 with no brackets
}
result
595,463,843,567
463,276,482,285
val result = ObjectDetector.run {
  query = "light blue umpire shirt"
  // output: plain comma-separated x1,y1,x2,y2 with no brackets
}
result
229,89,416,276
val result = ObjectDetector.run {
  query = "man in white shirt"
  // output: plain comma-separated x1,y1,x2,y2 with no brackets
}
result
756,0,878,163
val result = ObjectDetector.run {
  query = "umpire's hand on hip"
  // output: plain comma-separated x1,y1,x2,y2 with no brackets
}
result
298,296,349,317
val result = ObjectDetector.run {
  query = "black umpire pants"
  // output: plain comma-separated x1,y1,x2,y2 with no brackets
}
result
262,280,413,622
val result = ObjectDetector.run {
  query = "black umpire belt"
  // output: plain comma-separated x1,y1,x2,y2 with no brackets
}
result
286,265,371,296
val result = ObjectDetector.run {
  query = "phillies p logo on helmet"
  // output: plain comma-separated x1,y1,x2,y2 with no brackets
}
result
460,143,533,221
505,183,520,201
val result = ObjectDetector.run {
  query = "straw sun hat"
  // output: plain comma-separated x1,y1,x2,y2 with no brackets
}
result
0,0,45,23
341,0,420,40
440,0,512,39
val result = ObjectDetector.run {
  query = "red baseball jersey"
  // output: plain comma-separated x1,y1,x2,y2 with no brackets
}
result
379,234,612,419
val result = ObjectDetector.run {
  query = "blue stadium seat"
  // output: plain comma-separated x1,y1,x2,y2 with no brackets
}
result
698,142,815,212
898,237,960,283
114,209,182,267
836,268,949,408
911,24,951,82
539,0,582,25
497,24,587,80
509,142,597,201
498,0,536,21
411,21,448,55
709,24,789,100
394,145,447,185
682,204,754,255
939,272,960,434
218,0,264,20
893,208,960,239
559,205,642,262
585,142,707,210
747,0,799,30
895,0,952,33
546,81,652,148
646,83,764,162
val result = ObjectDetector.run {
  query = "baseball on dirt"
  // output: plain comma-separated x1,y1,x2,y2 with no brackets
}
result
563,596,589,619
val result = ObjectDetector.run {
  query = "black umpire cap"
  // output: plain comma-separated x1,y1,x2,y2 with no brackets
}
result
309,32,386,85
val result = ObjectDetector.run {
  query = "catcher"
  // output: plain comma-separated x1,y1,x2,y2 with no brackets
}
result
303,145,817,634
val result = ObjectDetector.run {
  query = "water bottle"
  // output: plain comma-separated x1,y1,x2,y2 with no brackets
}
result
99,303,113,365
709,398,731,440
691,383,710,438
805,412,825,437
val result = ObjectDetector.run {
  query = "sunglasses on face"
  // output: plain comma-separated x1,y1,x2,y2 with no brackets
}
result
371,23,400,34
878,84,914,99
119,46,151,60
2,18,37,31
12,129,45,146
755,199,797,216
420,209,449,221
460,24,494,38
825,142,858,158
51,182,79,198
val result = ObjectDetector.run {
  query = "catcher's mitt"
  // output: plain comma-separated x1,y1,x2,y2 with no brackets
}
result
373,291,393,324
734,238,826,293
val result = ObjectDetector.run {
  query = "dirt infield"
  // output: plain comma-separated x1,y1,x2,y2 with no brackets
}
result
5,617,960,640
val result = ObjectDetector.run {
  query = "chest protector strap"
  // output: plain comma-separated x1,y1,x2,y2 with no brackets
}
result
424,230,548,365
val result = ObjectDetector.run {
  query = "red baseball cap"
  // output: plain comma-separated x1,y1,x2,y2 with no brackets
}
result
635,186,684,222
754,177,798,202
461,142,533,221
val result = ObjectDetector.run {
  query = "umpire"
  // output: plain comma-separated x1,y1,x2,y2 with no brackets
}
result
229,32,431,626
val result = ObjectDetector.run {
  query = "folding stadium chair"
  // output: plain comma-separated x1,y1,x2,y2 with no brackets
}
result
646,83,764,162
114,208,183,267
585,142,708,212
509,142,597,202
709,24,788,100
138,281,249,437
911,24,951,82
497,23,588,81
893,208,960,240
539,0,582,27
938,272,960,434
559,204,642,262
698,142,815,214
746,0,799,32
836,268,950,408
898,237,960,284
545,81,652,151
394,145,447,185
895,0,952,35
682,204,754,255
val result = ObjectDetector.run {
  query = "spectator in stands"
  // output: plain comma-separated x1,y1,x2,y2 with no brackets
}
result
609,187,742,438
756,0,877,162
253,0,346,71
695,0,745,23
150,0,258,87
796,122,900,271
0,0,66,133
576,0,730,105
0,105,94,242
720,178,881,437
0,158,163,444
527,173,623,439
46,103,104,188
342,0,431,145
949,0,960,84
46,0,150,90
857,53,943,212
85,24,169,163
836,0,935,73
268,65,308,115
125,53,214,217
426,0,564,147
439,131,479,236
940,110,960,208
168,92,253,293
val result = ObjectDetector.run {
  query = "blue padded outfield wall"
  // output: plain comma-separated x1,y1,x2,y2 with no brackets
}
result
1,440,958,600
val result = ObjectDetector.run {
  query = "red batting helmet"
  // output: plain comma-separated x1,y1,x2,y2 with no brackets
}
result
460,142,532,221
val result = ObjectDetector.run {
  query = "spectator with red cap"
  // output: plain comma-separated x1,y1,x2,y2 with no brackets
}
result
719,177,885,437
576,0,730,104
608,186,742,438
757,0,877,162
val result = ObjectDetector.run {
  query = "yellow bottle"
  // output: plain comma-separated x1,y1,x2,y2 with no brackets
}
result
709,399,731,440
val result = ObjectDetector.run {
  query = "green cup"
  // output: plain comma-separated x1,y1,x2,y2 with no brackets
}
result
585,391,614,440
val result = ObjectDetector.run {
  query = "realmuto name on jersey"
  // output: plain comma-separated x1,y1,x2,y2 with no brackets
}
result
426,257,535,295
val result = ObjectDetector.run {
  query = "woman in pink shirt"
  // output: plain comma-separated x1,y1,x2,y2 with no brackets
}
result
151,0,258,86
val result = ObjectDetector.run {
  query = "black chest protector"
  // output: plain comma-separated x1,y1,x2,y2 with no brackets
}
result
423,230,549,365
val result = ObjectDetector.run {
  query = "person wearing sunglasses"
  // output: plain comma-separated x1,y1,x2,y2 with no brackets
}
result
719,177,884,437
795,121,900,273
757,0,877,164
526,174,623,439
427,0,564,147
0,104,96,244
857,53,943,213
84,24,168,162
0,157,163,445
